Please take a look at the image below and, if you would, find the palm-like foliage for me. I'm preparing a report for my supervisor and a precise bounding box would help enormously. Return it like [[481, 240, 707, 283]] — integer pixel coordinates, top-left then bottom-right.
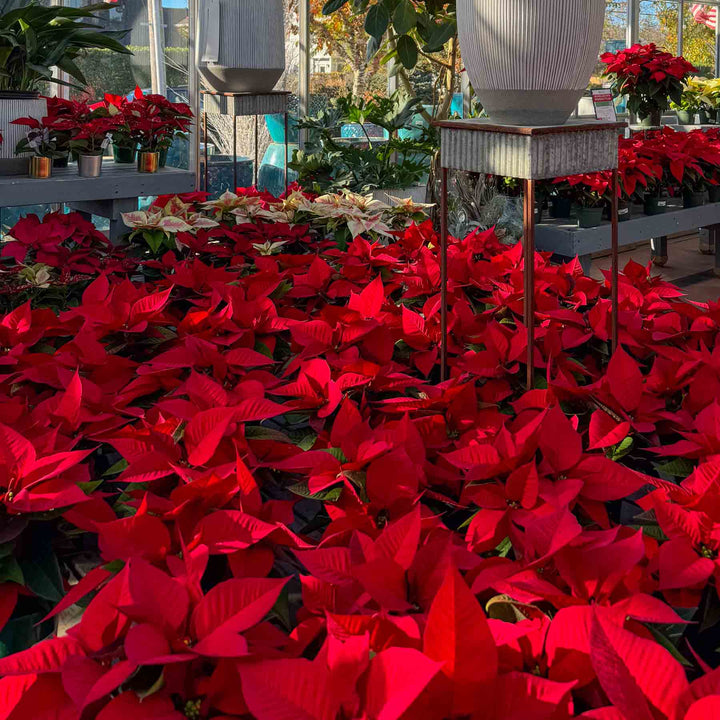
[[0, 1, 130, 93]]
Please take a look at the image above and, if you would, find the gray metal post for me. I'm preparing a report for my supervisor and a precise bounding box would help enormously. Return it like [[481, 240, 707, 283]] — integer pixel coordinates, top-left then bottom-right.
[[298, 0, 311, 150], [148, 0, 167, 96], [678, 0, 684, 57], [626, 0, 639, 47], [188, 0, 200, 189], [716, 8, 720, 78]]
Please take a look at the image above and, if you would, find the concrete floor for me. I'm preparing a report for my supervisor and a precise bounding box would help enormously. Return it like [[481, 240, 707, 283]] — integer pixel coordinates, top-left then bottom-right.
[[590, 234, 720, 304]]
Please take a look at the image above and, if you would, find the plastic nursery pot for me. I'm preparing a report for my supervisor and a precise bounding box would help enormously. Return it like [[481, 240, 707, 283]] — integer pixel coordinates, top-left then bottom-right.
[[52, 152, 69, 169], [699, 108, 710, 124], [158, 147, 168, 168], [29, 156, 51, 179], [643, 194, 667, 215], [576, 206, 604, 228], [549, 196, 572, 219], [617, 199, 632, 222], [77, 153, 103, 178], [137, 151, 159, 173], [683, 190, 706, 209], [112, 144, 137, 164], [676, 109, 695, 125], [709, 185, 720, 203]]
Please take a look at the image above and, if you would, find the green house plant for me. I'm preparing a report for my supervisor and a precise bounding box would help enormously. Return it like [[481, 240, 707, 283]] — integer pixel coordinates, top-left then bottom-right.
[[290, 92, 436, 200], [0, 1, 130, 174]]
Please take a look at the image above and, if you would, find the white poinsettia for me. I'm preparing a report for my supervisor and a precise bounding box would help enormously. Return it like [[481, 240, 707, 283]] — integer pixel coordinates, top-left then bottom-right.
[[122, 196, 218, 235], [202, 191, 264, 219]]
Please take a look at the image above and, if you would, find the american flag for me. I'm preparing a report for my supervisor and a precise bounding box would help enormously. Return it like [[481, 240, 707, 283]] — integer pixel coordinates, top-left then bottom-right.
[[691, 4, 718, 30]]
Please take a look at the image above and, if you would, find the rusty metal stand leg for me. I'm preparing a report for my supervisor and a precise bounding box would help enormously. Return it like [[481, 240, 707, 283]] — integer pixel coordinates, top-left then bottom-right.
[[611, 167, 619, 353], [523, 179, 535, 390], [440, 167, 449, 382], [254, 114, 259, 188], [232, 114, 238, 191], [203, 111, 208, 193], [284, 113, 289, 193]]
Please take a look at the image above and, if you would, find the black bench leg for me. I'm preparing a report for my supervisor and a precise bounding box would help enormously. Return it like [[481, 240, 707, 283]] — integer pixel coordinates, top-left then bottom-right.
[[699, 227, 715, 255], [709, 224, 720, 277], [650, 236, 668, 266]]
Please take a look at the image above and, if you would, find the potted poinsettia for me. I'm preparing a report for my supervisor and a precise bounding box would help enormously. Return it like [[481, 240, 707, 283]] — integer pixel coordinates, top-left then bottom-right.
[[558, 172, 609, 228], [99, 93, 137, 164], [68, 115, 119, 178], [125, 88, 193, 172], [601, 43, 697, 126]]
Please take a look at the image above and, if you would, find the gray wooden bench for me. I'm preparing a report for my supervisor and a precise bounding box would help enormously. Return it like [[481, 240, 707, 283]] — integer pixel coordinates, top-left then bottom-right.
[[535, 201, 720, 275], [0, 162, 195, 241]]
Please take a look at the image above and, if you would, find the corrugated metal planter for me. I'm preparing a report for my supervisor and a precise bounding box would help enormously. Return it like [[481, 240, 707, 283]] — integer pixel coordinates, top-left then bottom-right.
[[0, 91, 47, 175], [457, 0, 606, 126], [197, 0, 285, 93]]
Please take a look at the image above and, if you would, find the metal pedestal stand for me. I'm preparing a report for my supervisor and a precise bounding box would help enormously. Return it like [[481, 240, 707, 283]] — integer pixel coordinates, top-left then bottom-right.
[[200, 90, 291, 194], [434, 119, 626, 388]]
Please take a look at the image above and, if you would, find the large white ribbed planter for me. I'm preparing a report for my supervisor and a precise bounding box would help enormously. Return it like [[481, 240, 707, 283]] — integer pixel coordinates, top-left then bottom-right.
[[457, 0, 606, 126], [197, 0, 285, 93], [0, 92, 47, 176]]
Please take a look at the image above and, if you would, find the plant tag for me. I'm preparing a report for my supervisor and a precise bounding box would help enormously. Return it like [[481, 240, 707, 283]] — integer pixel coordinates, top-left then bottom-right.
[[101, 133, 112, 150]]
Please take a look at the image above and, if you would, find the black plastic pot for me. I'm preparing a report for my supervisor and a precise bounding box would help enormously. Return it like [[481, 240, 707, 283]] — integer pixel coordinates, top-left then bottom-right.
[[709, 185, 720, 203], [644, 194, 667, 215], [52, 152, 69, 168], [549, 196, 572, 219], [159, 147, 168, 168], [699, 108, 710, 124], [683, 190, 705, 208], [576, 206, 604, 228], [112, 144, 137, 164], [618, 199, 632, 222]]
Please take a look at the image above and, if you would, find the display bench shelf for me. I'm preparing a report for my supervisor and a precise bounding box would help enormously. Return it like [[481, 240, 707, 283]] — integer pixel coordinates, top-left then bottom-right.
[[535, 201, 720, 273], [0, 162, 195, 240]]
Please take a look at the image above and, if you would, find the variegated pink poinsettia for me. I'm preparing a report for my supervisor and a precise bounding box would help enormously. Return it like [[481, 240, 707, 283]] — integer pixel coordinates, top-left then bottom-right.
[[122, 196, 218, 235]]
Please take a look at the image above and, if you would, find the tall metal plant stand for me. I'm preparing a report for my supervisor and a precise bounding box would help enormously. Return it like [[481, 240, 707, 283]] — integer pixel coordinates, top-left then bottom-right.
[[433, 119, 626, 388], [200, 90, 291, 194]]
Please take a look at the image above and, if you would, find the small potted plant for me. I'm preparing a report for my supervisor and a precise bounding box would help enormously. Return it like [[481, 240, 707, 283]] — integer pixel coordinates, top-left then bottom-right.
[[672, 78, 702, 124], [44, 97, 92, 167], [69, 115, 118, 178], [548, 178, 573, 219], [560, 172, 608, 228], [601, 43, 696, 126], [99, 93, 137, 164], [11, 116, 63, 178]]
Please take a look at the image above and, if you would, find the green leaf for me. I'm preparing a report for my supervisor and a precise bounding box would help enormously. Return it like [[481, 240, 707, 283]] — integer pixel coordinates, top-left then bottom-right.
[[392, 0, 416, 35], [19, 553, 63, 603], [322, 0, 349, 13], [321, 447, 348, 463], [365, 3, 390, 40], [288, 480, 343, 502], [654, 457, 695, 478], [423, 20, 456, 53], [396, 34, 418, 69], [102, 458, 128, 477], [646, 626, 693, 667], [608, 436, 633, 461], [0, 556, 23, 586]]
